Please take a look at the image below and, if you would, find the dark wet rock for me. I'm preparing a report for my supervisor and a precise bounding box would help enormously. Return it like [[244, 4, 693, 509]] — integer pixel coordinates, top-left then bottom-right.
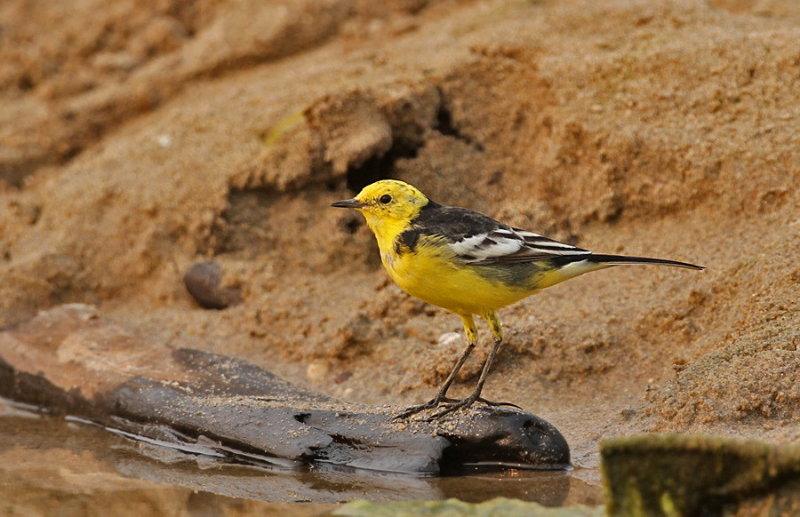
[[0, 304, 569, 475], [437, 408, 569, 472], [0, 408, 585, 505], [183, 261, 242, 309], [602, 434, 800, 516]]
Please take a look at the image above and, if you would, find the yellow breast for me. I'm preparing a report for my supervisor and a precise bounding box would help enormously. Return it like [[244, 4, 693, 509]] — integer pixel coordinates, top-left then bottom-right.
[[362, 211, 562, 316], [381, 235, 535, 315]]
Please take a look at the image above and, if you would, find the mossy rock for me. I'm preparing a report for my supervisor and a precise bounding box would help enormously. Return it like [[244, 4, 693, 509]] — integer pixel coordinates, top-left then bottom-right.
[[602, 434, 800, 516]]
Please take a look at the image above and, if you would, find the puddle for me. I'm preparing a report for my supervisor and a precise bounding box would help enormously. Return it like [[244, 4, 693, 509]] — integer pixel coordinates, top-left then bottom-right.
[[0, 401, 603, 513]]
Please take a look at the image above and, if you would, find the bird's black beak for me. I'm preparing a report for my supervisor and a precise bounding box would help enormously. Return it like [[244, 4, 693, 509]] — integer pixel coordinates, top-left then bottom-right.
[[331, 199, 366, 208]]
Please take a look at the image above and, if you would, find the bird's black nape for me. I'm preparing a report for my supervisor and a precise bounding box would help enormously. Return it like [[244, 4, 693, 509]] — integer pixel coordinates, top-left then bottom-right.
[[421, 198, 442, 211]]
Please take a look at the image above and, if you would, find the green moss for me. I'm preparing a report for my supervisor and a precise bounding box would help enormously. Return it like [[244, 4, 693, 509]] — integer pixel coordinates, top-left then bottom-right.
[[602, 434, 800, 516]]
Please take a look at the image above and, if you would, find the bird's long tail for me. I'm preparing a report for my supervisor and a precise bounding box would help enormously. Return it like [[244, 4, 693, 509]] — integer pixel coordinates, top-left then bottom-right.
[[581, 254, 704, 270], [543, 253, 704, 286]]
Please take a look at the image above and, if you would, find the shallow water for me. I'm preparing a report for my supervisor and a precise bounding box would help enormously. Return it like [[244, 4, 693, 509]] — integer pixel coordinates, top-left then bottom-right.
[[0, 401, 603, 515]]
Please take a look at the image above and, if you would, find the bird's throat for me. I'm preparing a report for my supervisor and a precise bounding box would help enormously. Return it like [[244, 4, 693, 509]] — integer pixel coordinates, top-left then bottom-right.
[[362, 213, 407, 254]]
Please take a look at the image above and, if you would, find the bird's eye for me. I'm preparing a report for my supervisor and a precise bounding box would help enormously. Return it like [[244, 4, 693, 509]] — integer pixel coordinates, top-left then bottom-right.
[[379, 194, 392, 204]]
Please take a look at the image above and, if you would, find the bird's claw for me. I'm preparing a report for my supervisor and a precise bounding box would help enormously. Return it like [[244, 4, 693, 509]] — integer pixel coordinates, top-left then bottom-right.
[[424, 396, 479, 421], [422, 396, 521, 421], [392, 395, 457, 421], [394, 394, 521, 422], [475, 397, 521, 409]]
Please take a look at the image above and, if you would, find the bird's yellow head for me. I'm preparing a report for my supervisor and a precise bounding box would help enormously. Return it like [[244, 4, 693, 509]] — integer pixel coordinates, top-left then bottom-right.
[[332, 179, 430, 239]]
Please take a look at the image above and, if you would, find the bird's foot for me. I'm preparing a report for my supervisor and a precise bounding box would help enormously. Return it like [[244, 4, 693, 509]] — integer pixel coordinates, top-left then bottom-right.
[[475, 397, 521, 409], [392, 395, 457, 421], [393, 393, 521, 421], [423, 396, 521, 421], [424, 394, 480, 421]]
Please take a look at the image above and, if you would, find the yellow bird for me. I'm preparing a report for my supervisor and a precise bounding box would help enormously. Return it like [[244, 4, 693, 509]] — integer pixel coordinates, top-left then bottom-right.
[[332, 179, 703, 420]]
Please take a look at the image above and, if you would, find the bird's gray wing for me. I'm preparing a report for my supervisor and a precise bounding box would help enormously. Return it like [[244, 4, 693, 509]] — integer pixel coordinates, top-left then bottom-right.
[[404, 204, 591, 264]]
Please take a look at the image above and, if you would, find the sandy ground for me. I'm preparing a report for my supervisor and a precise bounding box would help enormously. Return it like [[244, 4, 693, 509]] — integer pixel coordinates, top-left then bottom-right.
[[0, 0, 799, 505]]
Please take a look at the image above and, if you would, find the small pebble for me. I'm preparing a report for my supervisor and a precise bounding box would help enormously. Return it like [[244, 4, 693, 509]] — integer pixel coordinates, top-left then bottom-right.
[[307, 362, 330, 381], [183, 261, 242, 309], [334, 371, 353, 384], [437, 332, 461, 346], [157, 134, 173, 147]]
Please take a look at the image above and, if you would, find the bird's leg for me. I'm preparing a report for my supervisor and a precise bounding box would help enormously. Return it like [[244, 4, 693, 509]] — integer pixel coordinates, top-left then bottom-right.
[[393, 315, 477, 420], [427, 311, 518, 420], [426, 338, 502, 420], [474, 311, 521, 408]]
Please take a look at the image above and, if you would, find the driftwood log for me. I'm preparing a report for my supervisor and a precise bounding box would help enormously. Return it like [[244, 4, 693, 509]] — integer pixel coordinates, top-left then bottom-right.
[[0, 304, 569, 476]]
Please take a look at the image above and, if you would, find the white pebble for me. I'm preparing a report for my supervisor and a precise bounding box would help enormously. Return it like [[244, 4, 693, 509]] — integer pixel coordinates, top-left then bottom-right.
[[157, 134, 173, 147], [437, 332, 461, 346]]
